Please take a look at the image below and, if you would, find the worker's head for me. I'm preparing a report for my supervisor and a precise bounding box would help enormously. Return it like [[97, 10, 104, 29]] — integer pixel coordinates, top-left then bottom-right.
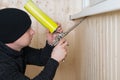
[[0, 8, 34, 46]]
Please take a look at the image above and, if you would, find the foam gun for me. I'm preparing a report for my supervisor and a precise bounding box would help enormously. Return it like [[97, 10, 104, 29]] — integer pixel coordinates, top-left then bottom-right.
[[51, 18, 86, 46], [24, 0, 86, 46]]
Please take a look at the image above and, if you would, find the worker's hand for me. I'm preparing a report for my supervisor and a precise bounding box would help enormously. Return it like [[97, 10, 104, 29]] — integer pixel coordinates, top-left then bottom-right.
[[46, 23, 63, 45], [51, 38, 68, 63]]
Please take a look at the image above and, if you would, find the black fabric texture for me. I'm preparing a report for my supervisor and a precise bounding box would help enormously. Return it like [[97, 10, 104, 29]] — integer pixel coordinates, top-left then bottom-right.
[[0, 42, 59, 80], [0, 8, 31, 43]]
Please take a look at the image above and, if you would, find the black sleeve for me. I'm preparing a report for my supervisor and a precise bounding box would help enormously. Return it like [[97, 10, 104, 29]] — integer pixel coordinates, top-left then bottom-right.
[[23, 42, 54, 66], [0, 58, 59, 80], [32, 58, 59, 80]]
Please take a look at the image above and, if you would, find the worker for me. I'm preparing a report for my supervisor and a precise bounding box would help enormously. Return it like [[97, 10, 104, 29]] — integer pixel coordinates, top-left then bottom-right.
[[0, 8, 68, 80]]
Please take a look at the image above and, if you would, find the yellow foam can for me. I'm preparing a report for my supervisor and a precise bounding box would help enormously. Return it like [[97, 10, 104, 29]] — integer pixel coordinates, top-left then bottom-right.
[[24, 0, 58, 33]]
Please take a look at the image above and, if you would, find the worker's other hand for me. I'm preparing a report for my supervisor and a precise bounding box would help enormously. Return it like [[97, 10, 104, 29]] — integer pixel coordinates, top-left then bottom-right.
[[46, 23, 63, 45], [51, 38, 68, 63]]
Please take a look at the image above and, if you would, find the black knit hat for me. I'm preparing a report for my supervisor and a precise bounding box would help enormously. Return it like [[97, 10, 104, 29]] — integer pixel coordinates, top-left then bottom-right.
[[0, 8, 31, 43]]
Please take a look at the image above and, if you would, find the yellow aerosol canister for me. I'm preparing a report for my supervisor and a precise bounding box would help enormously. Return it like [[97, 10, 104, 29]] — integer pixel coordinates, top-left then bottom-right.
[[24, 0, 58, 33]]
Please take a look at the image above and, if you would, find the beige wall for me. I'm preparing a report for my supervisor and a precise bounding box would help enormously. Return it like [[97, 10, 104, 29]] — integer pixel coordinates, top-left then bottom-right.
[[28, 10, 120, 80], [75, 11, 120, 80], [1, 0, 120, 80]]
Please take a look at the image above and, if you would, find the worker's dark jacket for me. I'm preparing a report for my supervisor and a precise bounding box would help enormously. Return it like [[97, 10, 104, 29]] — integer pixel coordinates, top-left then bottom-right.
[[0, 42, 59, 80]]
